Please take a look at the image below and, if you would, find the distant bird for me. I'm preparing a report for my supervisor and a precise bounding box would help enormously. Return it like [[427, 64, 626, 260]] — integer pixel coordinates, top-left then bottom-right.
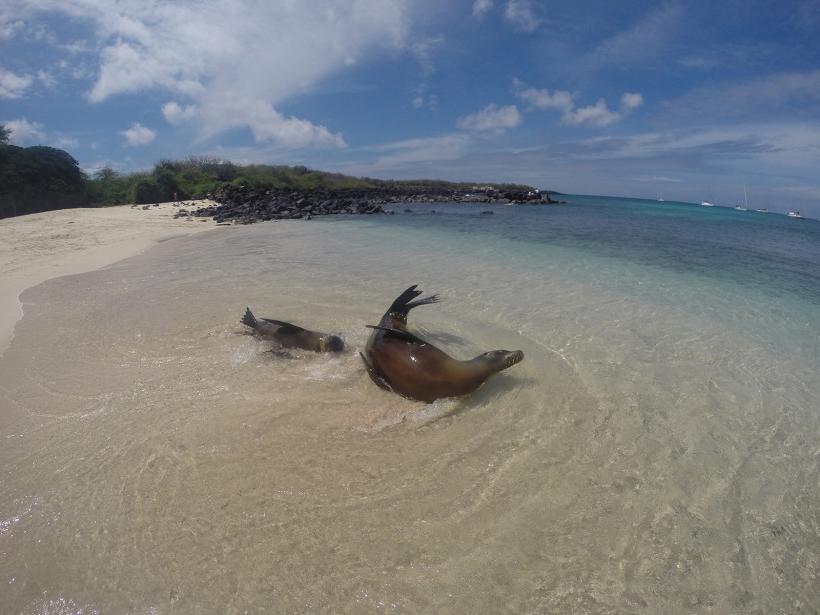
[[241, 308, 344, 353], [361, 285, 524, 403]]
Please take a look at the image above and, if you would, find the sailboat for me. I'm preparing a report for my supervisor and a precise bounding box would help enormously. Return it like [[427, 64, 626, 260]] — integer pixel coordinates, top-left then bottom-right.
[[656, 191, 665, 202], [734, 185, 749, 211]]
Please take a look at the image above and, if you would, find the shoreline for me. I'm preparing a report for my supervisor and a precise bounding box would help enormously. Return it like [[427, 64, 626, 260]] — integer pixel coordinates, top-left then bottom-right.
[[0, 201, 217, 356]]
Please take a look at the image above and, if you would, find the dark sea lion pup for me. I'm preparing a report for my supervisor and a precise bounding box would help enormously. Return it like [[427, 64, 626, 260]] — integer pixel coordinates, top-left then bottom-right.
[[361, 285, 524, 403], [241, 308, 345, 353]]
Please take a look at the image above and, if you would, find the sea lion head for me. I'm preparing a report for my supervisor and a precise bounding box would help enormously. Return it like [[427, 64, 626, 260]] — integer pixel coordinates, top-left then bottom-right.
[[479, 349, 524, 372], [320, 335, 346, 353]]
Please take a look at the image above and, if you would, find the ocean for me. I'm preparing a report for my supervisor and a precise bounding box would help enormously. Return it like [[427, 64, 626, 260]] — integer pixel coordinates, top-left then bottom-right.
[[1, 196, 818, 614]]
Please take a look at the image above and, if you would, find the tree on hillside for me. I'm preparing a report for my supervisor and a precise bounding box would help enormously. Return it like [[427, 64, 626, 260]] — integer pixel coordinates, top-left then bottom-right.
[[93, 167, 119, 182], [0, 145, 89, 218], [0, 124, 10, 145], [86, 166, 131, 205]]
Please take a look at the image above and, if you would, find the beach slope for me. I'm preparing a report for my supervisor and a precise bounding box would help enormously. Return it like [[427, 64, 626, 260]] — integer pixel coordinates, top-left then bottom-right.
[[0, 201, 215, 354]]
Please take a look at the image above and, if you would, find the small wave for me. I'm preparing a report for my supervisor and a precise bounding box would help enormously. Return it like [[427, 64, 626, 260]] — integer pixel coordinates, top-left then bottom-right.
[[0, 495, 41, 537], [229, 337, 261, 365], [19, 596, 100, 615]]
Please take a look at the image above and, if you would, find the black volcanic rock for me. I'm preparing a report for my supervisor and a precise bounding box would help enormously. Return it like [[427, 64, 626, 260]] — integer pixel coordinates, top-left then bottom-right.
[[188, 183, 560, 225]]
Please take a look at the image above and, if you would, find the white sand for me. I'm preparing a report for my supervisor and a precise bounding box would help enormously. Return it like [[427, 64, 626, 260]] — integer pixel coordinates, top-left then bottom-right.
[[0, 201, 218, 355]]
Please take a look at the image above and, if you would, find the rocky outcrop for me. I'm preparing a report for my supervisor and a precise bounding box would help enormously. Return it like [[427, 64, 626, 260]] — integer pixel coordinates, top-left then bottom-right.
[[186, 184, 560, 224], [185, 186, 386, 224]]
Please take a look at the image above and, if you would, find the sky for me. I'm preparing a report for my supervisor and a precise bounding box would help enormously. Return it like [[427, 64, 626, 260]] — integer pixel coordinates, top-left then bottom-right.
[[2, 0, 820, 216]]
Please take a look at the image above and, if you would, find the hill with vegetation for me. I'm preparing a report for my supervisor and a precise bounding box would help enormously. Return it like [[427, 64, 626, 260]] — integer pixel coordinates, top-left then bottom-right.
[[85, 157, 536, 206], [0, 126, 89, 218], [0, 123, 543, 219]]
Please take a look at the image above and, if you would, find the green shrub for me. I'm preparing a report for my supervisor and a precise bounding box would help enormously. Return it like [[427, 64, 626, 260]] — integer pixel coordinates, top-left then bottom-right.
[[131, 178, 165, 204]]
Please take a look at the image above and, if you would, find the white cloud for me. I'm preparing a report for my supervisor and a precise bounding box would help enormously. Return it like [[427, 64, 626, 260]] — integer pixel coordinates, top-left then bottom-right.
[[4, 118, 46, 144], [10, 0, 409, 149], [472, 0, 493, 18], [196, 96, 345, 148], [504, 0, 540, 32], [411, 84, 438, 110], [563, 99, 622, 127], [0, 18, 23, 41], [411, 94, 437, 110], [567, 123, 820, 164], [162, 101, 197, 125], [515, 83, 574, 113], [121, 122, 156, 146], [457, 104, 522, 133], [628, 175, 682, 183], [581, 4, 684, 70], [662, 69, 820, 121], [36, 69, 56, 88], [3, 117, 80, 149], [0, 67, 33, 98], [352, 133, 470, 172], [54, 135, 79, 149], [621, 92, 644, 110], [564, 93, 643, 127], [411, 35, 444, 76], [514, 81, 643, 127]]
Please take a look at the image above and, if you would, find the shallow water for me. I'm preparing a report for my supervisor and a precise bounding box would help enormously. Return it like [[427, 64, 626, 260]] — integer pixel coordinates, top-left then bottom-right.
[[1, 198, 818, 614]]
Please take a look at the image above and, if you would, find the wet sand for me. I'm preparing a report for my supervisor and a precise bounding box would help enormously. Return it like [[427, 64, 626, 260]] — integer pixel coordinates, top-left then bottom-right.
[[0, 201, 216, 355]]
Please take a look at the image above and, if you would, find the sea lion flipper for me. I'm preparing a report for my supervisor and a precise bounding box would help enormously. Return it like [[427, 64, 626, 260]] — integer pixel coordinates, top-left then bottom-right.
[[386, 285, 440, 322], [360, 352, 393, 392], [387, 285, 422, 313], [365, 324, 427, 345], [241, 307, 258, 329], [406, 294, 440, 310]]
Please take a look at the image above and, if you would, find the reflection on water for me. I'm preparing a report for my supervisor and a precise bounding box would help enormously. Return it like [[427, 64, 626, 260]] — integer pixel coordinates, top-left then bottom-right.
[[1, 213, 818, 614]]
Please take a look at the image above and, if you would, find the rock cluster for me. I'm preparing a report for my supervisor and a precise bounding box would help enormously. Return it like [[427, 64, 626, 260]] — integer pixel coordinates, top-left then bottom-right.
[[186, 186, 387, 224], [185, 184, 560, 224]]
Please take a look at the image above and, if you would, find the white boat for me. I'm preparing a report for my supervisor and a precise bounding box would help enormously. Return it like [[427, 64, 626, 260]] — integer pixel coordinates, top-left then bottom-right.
[[755, 208, 768, 213], [735, 185, 749, 210], [701, 200, 714, 207], [787, 210, 804, 218]]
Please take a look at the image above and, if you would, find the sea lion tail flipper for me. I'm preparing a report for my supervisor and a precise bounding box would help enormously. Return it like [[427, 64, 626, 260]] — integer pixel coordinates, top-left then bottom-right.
[[241, 307, 258, 329], [406, 294, 440, 311], [387, 285, 440, 319]]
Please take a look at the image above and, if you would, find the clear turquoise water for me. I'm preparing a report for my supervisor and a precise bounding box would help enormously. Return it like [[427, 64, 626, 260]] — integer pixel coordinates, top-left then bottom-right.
[[2, 196, 818, 614], [381, 196, 820, 307]]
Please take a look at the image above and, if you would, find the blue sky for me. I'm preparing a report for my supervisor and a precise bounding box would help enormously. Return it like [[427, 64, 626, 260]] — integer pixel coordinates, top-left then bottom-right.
[[2, 0, 820, 215]]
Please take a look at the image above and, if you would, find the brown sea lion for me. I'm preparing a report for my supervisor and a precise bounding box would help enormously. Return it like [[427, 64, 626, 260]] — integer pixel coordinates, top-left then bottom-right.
[[241, 308, 344, 352], [361, 285, 524, 403]]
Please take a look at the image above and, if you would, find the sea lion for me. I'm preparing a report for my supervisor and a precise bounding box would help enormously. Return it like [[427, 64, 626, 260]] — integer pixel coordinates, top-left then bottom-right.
[[361, 285, 524, 403], [241, 308, 344, 353]]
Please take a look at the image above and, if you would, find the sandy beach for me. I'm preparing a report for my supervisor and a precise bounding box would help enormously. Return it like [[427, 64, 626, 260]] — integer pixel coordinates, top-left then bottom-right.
[[0, 201, 216, 355]]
